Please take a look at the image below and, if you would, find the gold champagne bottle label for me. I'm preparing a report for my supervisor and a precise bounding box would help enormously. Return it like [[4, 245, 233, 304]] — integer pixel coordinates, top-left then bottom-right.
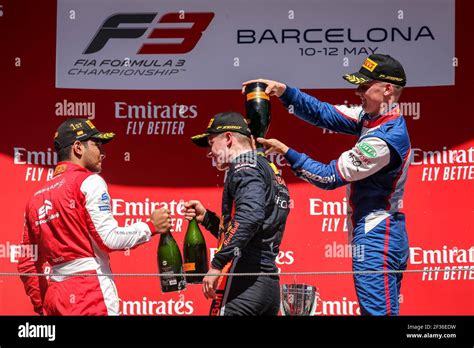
[[183, 263, 196, 272], [246, 91, 270, 101]]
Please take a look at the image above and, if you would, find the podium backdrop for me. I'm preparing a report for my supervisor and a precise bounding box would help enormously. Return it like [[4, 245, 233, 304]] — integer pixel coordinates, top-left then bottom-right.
[[1, 0, 472, 315]]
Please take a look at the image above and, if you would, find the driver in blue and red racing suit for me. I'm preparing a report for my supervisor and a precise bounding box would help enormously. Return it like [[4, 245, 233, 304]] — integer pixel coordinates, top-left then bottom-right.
[[244, 54, 410, 316]]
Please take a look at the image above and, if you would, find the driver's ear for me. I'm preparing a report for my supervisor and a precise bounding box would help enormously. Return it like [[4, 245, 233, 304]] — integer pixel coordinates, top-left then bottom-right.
[[72, 141, 84, 157], [225, 132, 233, 147]]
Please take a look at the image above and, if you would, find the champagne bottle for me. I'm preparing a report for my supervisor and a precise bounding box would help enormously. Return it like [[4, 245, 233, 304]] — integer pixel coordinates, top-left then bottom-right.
[[157, 231, 186, 293], [244, 81, 271, 143], [183, 218, 209, 284]]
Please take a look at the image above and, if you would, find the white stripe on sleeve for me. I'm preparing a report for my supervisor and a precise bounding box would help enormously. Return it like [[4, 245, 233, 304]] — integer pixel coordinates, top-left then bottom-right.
[[337, 137, 391, 182], [81, 174, 152, 250]]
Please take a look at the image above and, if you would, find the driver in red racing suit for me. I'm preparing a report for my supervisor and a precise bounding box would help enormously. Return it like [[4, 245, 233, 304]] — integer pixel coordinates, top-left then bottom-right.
[[18, 118, 171, 315]]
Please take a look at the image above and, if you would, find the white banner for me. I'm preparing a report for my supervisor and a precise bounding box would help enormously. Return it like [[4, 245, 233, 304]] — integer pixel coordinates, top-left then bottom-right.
[[56, 0, 455, 90]]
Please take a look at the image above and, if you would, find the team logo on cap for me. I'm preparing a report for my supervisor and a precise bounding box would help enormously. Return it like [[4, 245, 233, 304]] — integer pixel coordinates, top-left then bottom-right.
[[86, 120, 96, 129], [207, 118, 215, 129], [378, 74, 404, 82], [96, 132, 115, 139], [69, 122, 83, 130], [362, 58, 378, 72], [217, 125, 242, 130], [344, 74, 369, 84]]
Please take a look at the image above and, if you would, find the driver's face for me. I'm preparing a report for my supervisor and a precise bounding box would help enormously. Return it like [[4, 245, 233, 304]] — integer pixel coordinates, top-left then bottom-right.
[[355, 81, 387, 116], [82, 139, 105, 173], [207, 133, 230, 171]]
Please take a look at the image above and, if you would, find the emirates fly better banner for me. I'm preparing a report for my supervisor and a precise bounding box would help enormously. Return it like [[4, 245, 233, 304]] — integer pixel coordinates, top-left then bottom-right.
[[56, 0, 455, 90]]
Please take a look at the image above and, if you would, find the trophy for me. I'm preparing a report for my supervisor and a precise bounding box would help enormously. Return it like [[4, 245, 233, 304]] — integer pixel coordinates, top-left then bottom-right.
[[280, 283, 318, 316], [244, 82, 271, 148]]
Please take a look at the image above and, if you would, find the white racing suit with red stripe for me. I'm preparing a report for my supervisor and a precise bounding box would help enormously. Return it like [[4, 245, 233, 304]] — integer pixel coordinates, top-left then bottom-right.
[[202, 151, 290, 316], [18, 162, 156, 315], [280, 86, 410, 315]]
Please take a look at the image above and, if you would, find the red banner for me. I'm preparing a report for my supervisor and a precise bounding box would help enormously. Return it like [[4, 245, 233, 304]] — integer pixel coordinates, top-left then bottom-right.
[[0, 0, 472, 315]]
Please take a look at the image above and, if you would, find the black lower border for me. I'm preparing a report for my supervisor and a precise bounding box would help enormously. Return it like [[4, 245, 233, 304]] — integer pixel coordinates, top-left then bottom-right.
[[0, 315, 472, 346]]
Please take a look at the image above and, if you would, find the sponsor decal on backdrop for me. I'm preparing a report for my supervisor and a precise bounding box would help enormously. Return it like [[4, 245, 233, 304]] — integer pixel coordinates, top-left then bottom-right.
[[120, 295, 194, 315], [315, 294, 361, 316], [13, 147, 57, 182], [410, 245, 474, 281], [411, 146, 474, 182], [266, 153, 290, 169], [56, 2, 215, 89], [313, 292, 403, 315], [309, 197, 348, 232], [113, 198, 185, 232], [56, 0, 454, 89], [114, 101, 198, 136]]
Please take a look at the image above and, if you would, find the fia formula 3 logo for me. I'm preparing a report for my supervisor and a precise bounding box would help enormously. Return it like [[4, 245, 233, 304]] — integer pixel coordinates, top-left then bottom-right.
[[84, 12, 214, 54]]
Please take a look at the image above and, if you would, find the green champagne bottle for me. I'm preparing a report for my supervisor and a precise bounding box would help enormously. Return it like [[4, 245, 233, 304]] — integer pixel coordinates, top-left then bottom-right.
[[183, 218, 209, 284], [157, 231, 186, 293]]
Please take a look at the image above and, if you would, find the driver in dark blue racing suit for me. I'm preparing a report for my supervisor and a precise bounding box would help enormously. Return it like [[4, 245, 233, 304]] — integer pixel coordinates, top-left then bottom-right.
[[185, 111, 290, 316]]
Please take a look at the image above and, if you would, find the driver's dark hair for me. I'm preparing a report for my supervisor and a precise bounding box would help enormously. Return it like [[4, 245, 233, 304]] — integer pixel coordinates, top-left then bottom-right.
[[56, 141, 89, 162]]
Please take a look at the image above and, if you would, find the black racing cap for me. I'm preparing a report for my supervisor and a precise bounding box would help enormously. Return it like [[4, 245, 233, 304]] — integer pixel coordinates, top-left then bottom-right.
[[343, 54, 406, 87], [54, 118, 115, 151], [191, 111, 251, 147]]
